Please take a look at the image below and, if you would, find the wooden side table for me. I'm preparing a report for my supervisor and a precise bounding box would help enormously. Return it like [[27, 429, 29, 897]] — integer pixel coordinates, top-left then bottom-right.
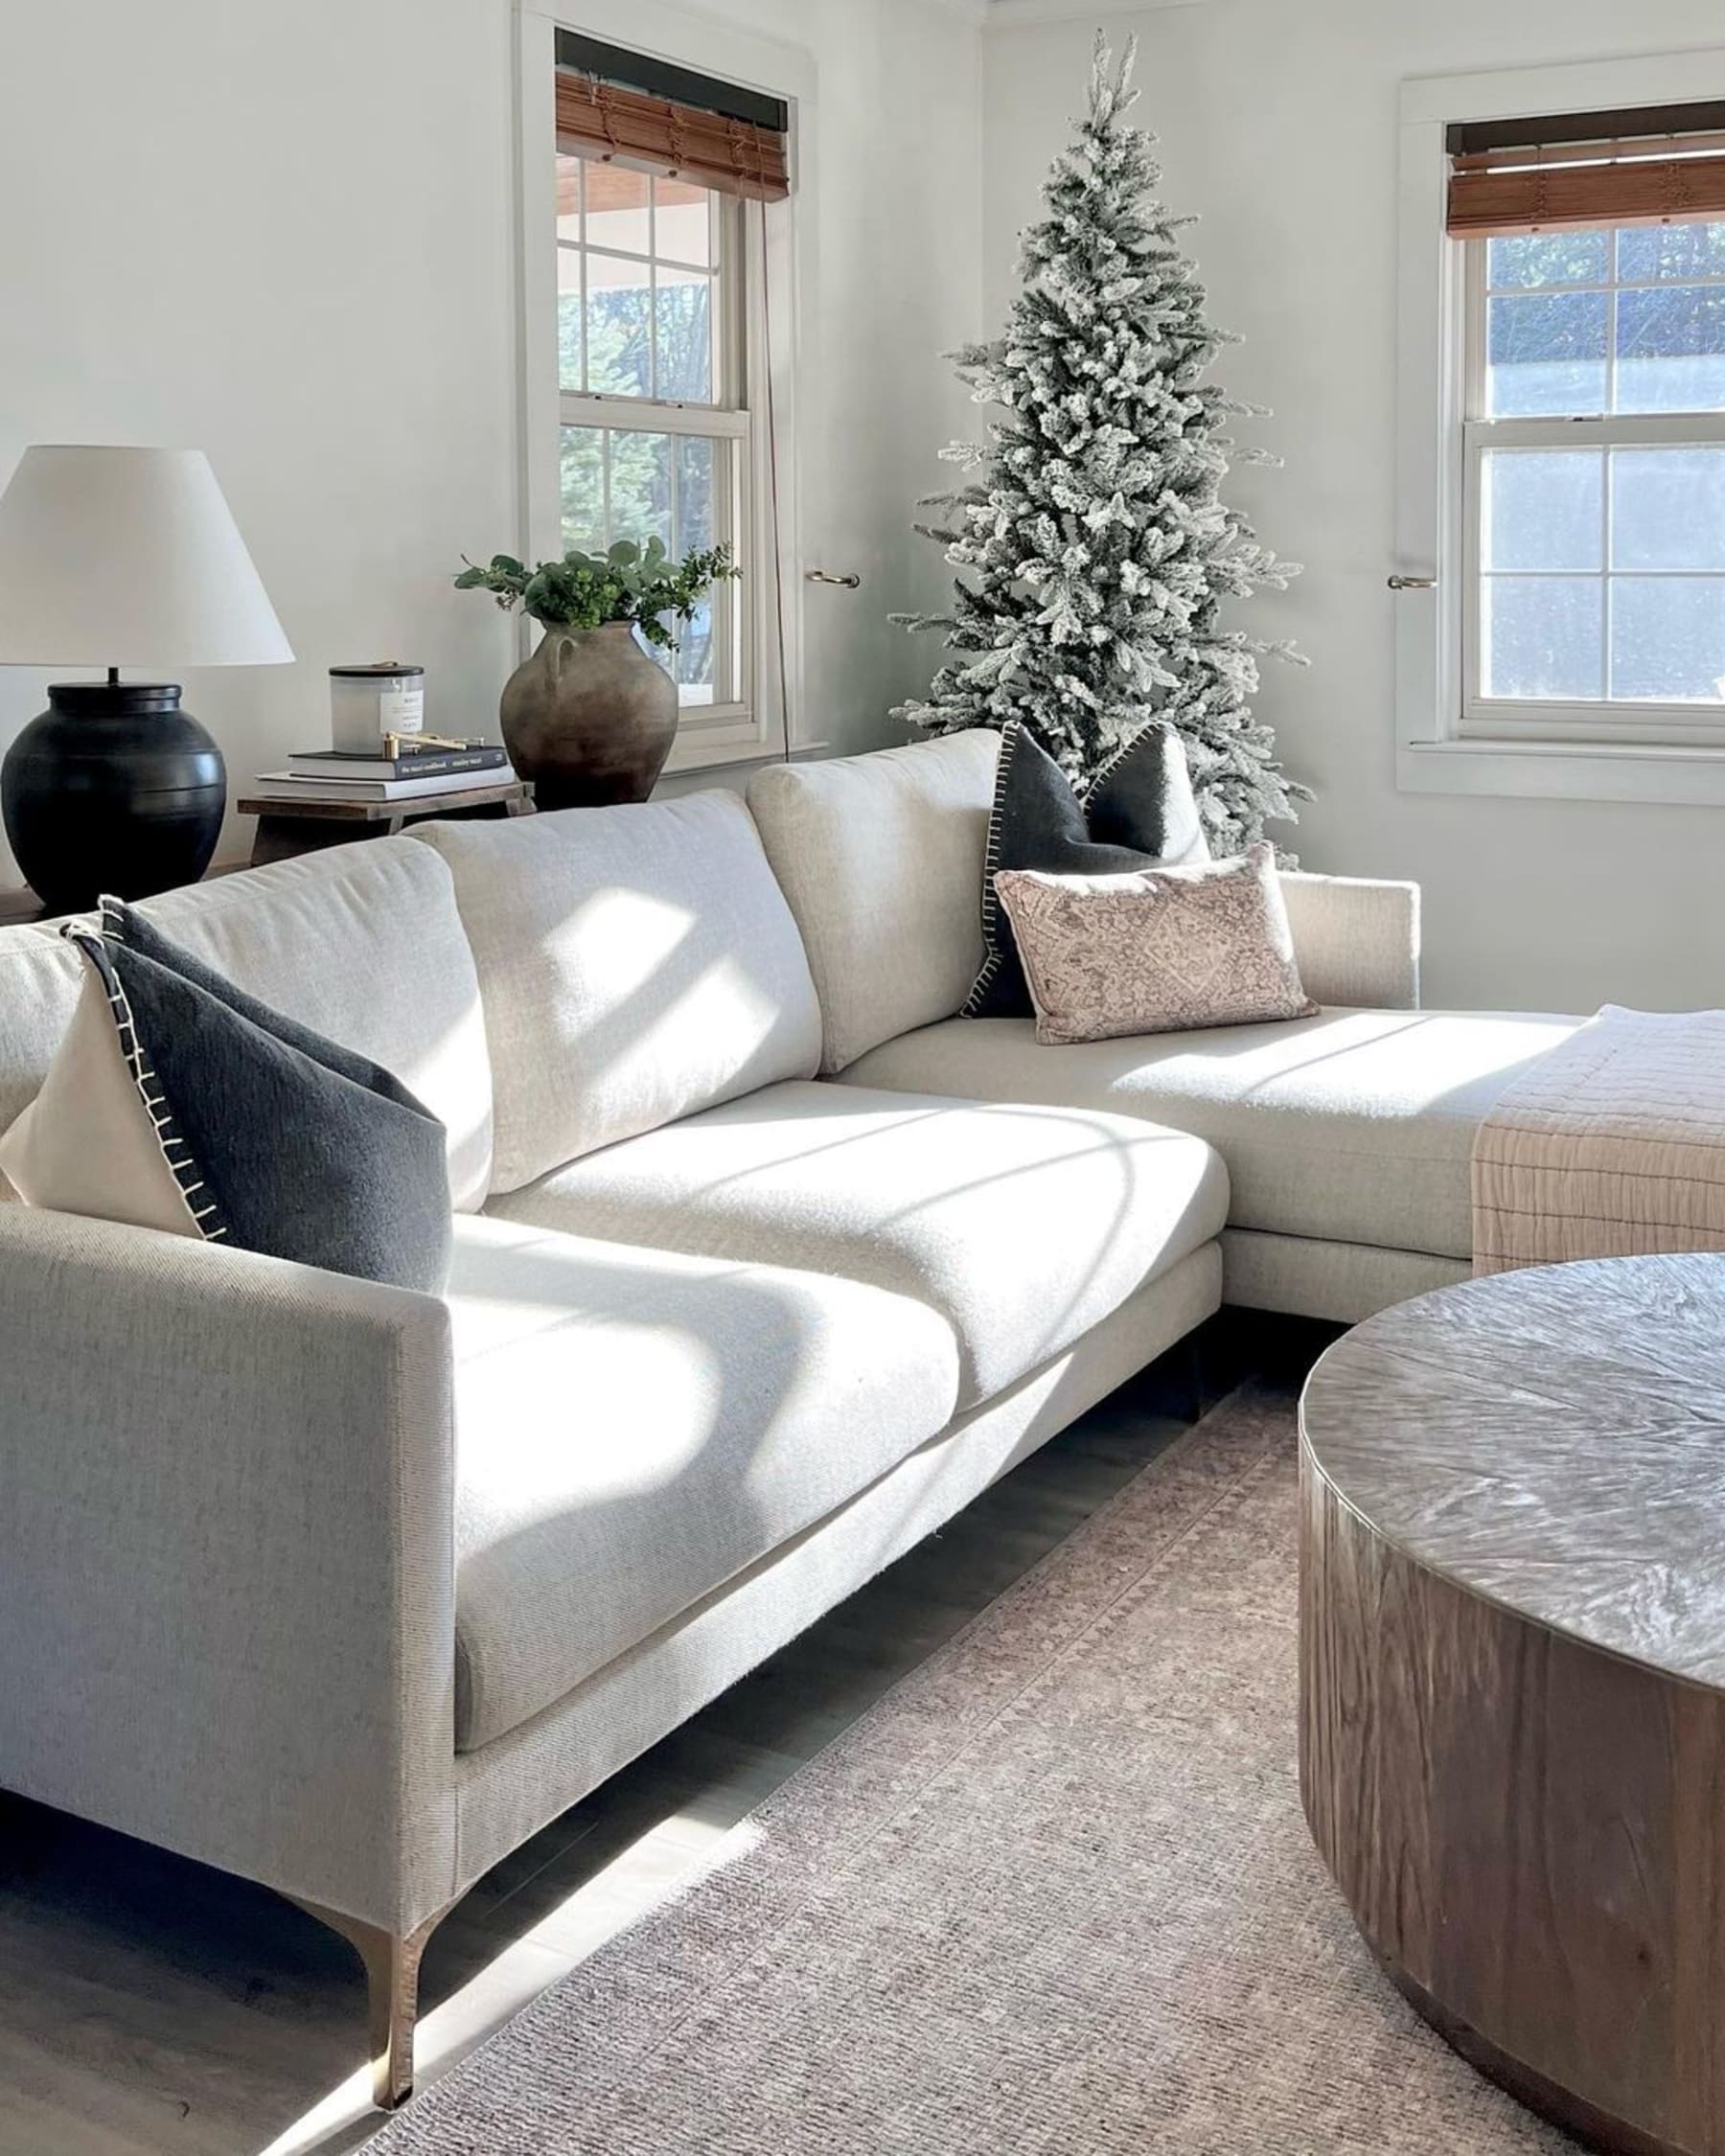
[[235, 778, 533, 866]]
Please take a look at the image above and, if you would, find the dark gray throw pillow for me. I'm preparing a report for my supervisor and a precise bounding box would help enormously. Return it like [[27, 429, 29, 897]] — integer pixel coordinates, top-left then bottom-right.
[[64, 897, 452, 1293], [965, 721, 1209, 1019]]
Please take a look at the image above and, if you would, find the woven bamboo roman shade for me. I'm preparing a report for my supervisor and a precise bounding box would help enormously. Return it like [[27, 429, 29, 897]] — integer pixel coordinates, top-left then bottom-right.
[[1448, 102, 1725, 239], [554, 33, 789, 204]]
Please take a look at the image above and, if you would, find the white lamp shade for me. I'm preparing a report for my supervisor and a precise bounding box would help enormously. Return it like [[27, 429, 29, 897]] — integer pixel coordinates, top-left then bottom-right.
[[0, 445, 292, 669]]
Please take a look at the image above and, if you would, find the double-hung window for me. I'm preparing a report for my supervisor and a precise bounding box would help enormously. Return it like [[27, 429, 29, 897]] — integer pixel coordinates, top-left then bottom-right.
[[556, 158, 746, 715], [1396, 71, 1725, 799], [1462, 212, 1725, 741], [544, 34, 791, 764]]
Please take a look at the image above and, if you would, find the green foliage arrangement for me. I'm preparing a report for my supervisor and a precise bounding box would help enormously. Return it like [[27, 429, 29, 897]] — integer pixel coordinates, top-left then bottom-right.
[[454, 538, 737, 649]]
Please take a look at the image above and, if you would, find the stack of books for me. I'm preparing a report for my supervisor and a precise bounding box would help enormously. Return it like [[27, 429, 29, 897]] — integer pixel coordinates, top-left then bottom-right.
[[251, 741, 513, 802]]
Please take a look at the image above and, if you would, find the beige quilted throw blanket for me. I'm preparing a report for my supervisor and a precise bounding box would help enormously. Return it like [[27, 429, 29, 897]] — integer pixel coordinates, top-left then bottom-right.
[[1473, 1004, 1725, 1276]]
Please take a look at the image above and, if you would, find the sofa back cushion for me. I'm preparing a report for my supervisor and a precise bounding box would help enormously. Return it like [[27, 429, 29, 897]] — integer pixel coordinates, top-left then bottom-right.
[[0, 929, 83, 1194], [412, 791, 822, 1193], [747, 729, 1000, 1073], [0, 837, 494, 1211]]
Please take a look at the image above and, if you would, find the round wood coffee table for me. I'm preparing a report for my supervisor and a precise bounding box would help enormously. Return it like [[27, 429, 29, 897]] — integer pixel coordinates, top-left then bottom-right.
[[1300, 1255, 1725, 2156]]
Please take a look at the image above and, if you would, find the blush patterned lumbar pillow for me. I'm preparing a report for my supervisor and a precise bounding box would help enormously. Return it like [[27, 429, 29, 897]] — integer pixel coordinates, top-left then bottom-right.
[[992, 844, 1320, 1046], [0, 896, 452, 1293]]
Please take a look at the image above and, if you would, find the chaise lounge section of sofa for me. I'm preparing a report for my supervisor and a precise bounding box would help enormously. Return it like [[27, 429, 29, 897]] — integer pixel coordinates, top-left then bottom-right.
[[748, 731, 1579, 1322]]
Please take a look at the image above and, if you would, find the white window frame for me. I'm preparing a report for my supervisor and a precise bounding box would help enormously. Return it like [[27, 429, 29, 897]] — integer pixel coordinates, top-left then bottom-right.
[[514, 0, 807, 775], [1396, 46, 1725, 806], [1460, 241, 1725, 746]]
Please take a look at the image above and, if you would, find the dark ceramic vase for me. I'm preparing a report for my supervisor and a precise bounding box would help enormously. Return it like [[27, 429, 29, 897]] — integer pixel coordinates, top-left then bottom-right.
[[2, 682, 226, 914], [499, 620, 678, 812]]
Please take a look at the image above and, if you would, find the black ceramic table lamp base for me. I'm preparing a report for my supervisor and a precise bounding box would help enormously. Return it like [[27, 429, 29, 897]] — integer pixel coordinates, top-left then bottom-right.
[[2, 680, 226, 916]]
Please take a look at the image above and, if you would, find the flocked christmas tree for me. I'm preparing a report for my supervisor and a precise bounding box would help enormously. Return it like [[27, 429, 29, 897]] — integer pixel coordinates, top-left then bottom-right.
[[894, 34, 1308, 853]]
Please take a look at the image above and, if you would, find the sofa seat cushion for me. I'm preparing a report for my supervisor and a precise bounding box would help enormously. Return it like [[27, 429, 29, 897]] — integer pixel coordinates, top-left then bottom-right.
[[485, 1080, 1228, 1410], [448, 1215, 959, 1752], [837, 1010, 1582, 1263]]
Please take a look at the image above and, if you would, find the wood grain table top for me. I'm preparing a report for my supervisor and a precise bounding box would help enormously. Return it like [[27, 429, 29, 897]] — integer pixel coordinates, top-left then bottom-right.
[[1300, 1252, 1725, 1689], [235, 778, 529, 822]]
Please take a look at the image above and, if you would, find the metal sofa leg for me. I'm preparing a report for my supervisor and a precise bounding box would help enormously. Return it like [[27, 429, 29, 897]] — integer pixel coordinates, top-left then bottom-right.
[[290, 1895, 449, 2108]]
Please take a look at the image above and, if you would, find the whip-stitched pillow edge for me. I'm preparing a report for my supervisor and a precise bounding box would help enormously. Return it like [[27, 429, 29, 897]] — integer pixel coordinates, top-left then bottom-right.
[[958, 720, 1025, 1018], [62, 896, 232, 1245]]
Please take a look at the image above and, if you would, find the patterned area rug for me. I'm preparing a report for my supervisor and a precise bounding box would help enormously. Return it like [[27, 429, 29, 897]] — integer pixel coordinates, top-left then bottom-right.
[[365, 1387, 1569, 2155]]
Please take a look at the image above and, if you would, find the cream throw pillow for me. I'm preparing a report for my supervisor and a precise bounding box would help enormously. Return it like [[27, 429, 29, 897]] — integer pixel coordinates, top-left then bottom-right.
[[0, 898, 453, 1291], [993, 844, 1319, 1045], [0, 960, 198, 1236]]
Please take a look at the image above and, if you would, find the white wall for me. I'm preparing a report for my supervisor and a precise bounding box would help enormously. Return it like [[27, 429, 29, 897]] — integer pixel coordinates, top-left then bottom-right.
[[0, 0, 982, 875], [986, 0, 1725, 1014], [21, 0, 1705, 1014]]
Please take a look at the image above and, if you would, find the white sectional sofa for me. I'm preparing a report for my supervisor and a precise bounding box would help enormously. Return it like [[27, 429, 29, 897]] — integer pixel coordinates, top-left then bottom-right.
[[0, 728, 1579, 2105]]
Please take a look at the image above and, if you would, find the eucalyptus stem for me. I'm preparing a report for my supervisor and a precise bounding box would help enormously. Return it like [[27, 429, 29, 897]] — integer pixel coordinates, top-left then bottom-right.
[[454, 538, 738, 651]]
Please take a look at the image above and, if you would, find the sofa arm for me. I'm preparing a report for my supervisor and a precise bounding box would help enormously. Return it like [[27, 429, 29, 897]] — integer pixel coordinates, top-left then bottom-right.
[[1278, 871, 1421, 1011], [0, 1205, 456, 1933]]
